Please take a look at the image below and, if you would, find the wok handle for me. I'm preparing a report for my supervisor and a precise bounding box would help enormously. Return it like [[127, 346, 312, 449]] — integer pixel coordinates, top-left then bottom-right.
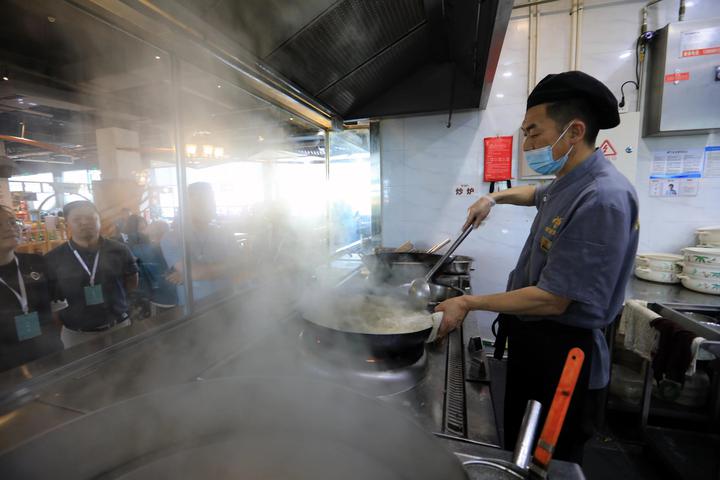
[[530, 347, 585, 477], [424, 225, 473, 281]]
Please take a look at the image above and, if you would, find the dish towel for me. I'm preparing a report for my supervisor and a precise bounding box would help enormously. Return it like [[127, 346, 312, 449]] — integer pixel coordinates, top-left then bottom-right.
[[687, 336, 714, 376], [620, 300, 661, 361]]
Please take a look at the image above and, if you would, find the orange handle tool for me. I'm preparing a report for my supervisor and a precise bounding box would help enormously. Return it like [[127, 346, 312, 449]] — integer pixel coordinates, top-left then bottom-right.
[[530, 347, 585, 477]]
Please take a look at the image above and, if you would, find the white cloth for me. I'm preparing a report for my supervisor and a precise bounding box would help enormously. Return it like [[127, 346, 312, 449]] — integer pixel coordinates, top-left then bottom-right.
[[686, 336, 716, 376], [620, 300, 661, 361]]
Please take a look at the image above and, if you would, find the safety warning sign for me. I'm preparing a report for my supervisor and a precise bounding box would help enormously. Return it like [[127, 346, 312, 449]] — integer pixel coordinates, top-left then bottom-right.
[[680, 26, 720, 58], [664, 72, 690, 83], [599, 139, 617, 157]]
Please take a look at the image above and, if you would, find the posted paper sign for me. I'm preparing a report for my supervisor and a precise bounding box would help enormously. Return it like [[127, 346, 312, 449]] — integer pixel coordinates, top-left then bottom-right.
[[650, 149, 704, 179], [649, 149, 704, 197], [483, 136, 513, 182], [704, 146, 720, 178]]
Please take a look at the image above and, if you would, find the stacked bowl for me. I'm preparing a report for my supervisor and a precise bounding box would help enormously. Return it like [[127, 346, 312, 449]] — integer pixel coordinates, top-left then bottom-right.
[[696, 225, 720, 247], [678, 246, 720, 295], [634, 253, 683, 284]]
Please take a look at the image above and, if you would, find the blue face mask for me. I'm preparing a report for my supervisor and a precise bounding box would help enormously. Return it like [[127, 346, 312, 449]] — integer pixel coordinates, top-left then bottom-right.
[[524, 123, 574, 175]]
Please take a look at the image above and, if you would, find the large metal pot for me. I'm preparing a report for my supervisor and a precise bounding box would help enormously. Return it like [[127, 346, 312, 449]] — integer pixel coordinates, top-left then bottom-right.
[[364, 252, 473, 285], [0, 378, 468, 480]]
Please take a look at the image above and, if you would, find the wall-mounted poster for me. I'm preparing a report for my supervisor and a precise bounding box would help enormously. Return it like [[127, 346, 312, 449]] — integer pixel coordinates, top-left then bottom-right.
[[483, 136, 513, 182]]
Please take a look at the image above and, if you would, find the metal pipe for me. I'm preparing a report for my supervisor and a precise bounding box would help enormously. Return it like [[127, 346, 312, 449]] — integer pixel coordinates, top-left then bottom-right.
[[169, 54, 195, 313], [574, 1, 584, 70], [527, 5, 539, 95], [570, 0, 578, 70], [513, 0, 560, 9], [325, 130, 331, 253], [512, 400, 542, 469]]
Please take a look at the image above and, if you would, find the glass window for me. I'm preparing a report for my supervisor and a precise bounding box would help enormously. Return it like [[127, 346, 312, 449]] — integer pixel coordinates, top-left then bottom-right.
[[328, 129, 373, 251], [0, 0, 180, 376], [175, 61, 328, 308]]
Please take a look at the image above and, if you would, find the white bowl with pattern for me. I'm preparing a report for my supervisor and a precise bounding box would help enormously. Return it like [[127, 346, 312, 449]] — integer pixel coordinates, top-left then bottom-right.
[[635, 253, 683, 272], [677, 275, 720, 295], [635, 267, 680, 284], [679, 262, 720, 281], [682, 247, 720, 267], [697, 226, 720, 246]]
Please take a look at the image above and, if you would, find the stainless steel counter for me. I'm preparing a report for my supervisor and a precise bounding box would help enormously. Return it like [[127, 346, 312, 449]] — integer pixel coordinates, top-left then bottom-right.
[[626, 276, 720, 306]]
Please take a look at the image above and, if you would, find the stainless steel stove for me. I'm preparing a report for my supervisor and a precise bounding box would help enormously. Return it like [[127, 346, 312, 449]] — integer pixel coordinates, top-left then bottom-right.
[[198, 309, 476, 438]]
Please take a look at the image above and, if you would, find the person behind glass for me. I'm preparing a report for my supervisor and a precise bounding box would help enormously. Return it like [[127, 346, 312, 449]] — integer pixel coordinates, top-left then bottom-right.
[[0, 206, 63, 371], [125, 217, 177, 309], [161, 182, 241, 304], [45, 201, 139, 348], [116, 214, 148, 246]]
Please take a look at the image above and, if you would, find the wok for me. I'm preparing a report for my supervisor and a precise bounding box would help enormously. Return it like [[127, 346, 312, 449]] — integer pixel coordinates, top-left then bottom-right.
[[0, 377, 468, 479], [364, 252, 473, 285], [300, 293, 444, 358]]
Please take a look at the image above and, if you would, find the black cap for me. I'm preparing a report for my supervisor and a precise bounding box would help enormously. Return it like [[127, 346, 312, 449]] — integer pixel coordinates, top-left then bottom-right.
[[527, 71, 620, 129]]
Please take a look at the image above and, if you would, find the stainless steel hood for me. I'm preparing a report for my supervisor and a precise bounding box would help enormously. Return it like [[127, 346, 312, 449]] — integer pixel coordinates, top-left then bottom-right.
[[143, 0, 513, 120]]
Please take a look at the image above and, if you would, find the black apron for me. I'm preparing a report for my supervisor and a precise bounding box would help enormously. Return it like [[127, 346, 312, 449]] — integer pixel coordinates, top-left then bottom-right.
[[493, 314, 598, 464]]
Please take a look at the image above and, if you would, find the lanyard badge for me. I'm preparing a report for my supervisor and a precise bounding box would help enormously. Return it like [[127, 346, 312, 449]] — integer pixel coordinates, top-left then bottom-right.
[[71, 245, 105, 306], [0, 256, 42, 341]]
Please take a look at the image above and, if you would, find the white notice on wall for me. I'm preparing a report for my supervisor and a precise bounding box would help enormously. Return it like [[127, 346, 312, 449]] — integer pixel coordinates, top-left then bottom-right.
[[651, 149, 704, 178], [649, 149, 704, 197], [649, 178, 699, 197], [679, 26, 720, 58], [704, 146, 720, 178]]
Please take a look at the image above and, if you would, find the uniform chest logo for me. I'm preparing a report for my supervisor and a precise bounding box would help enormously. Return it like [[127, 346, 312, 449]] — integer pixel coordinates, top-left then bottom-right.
[[540, 236, 553, 252], [29, 271, 42, 281], [544, 216, 563, 237]]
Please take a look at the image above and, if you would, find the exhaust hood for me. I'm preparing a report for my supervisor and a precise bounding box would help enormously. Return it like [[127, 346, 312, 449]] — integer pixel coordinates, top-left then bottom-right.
[[148, 0, 513, 120]]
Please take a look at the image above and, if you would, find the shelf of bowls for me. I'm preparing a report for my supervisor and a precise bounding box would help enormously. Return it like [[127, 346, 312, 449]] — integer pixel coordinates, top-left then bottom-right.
[[635, 226, 720, 295]]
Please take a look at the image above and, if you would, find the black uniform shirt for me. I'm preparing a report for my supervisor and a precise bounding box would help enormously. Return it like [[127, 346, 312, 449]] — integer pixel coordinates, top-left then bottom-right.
[[45, 238, 138, 330], [0, 253, 63, 372]]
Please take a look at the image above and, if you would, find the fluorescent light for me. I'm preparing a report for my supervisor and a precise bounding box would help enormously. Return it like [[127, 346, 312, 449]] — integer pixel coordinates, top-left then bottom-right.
[[154, 55, 161, 60], [28, 102, 37, 106], [619, 51, 632, 59], [217, 84, 222, 89], [502, 71, 512, 77], [1, 76, 8, 81], [496, 93, 505, 98], [685, 1, 694, 6]]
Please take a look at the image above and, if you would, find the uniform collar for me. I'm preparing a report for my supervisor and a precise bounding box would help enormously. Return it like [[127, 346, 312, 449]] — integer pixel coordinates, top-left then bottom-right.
[[546, 148, 603, 196]]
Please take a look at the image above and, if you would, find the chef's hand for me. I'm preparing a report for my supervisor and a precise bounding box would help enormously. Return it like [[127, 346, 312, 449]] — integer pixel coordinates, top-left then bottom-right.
[[463, 195, 495, 230], [434, 296, 470, 338], [165, 269, 184, 285]]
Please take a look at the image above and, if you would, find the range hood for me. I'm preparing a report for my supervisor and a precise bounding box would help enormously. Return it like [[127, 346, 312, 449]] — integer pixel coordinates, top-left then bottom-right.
[[146, 0, 513, 121]]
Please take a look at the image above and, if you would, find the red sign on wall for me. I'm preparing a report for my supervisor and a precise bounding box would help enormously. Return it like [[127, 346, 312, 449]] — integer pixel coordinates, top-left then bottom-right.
[[483, 136, 513, 182], [664, 71, 690, 83]]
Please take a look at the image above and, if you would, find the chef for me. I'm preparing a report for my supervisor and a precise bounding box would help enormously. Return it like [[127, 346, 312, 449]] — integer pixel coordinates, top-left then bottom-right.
[[436, 71, 639, 463], [0, 206, 62, 371]]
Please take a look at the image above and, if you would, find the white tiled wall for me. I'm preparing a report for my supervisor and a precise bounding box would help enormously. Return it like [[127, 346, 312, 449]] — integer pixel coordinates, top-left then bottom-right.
[[380, 0, 720, 304]]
